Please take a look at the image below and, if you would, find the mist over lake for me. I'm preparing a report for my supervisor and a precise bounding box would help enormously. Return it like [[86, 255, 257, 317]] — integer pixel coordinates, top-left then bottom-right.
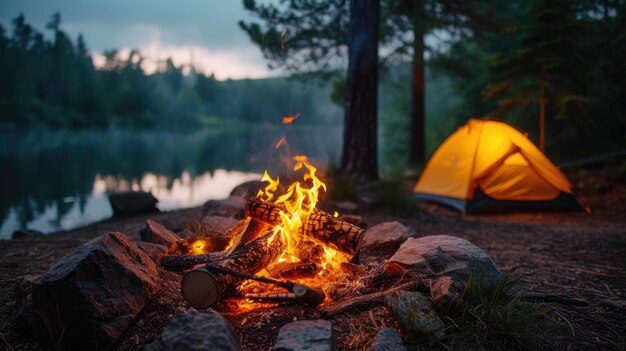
[[0, 126, 342, 239]]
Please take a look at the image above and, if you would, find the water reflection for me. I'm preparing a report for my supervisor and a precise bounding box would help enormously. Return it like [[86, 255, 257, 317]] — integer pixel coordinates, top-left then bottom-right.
[[0, 127, 342, 239]]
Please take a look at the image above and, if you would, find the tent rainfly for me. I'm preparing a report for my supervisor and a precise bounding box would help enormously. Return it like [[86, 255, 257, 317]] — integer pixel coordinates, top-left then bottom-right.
[[413, 119, 585, 213]]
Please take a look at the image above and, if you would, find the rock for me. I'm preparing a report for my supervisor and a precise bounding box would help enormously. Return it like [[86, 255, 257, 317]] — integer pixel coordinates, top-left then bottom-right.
[[366, 328, 406, 351], [108, 191, 158, 216], [32, 232, 158, 350], [385, 235, 501, 306], [203, 196, 247, 219], [147, 309, 240, 351], [384, 290, 444, 337], [140, 219, 181, 246], [138, 242, 168, 263], [230, 180, 264, 198], [11, 229, 45, 239], [323, 201, 359, 213], [199, 216, 241, 236], [274, 320, 337, 351], [359, 222, 414, 264], [340, 215, 367, 229]]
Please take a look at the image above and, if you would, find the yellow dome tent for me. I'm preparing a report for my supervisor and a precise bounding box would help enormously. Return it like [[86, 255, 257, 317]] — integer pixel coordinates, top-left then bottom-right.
[[413, 119, 584, 213]]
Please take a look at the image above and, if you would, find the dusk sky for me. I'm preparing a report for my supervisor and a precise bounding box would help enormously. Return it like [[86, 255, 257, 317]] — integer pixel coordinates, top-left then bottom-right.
[[0, 0, 283, 80]]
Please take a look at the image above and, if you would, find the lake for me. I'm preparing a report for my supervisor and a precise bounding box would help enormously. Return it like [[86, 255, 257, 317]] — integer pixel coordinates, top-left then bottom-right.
[[0, 126, 342, 239]]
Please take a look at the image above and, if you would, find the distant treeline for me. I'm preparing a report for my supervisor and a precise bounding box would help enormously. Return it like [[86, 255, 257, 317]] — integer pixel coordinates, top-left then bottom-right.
[[0, 14, 342, 129]]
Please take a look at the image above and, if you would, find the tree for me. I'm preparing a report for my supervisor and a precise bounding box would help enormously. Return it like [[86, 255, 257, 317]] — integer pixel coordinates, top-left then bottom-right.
[[239, 0, 349, 78], [483, 0, 588, 152], [240, 0, 482, 169], [342, 0, 380, 180], [381, 0, 486, 165]]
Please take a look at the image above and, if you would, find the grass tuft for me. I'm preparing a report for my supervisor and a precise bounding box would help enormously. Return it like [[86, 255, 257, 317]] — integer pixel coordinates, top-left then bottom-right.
[[456, 275, 544, 349]]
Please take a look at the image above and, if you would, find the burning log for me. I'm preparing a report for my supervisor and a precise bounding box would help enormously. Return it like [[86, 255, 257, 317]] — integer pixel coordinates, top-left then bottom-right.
[[246, 197, 364, 255], [273, 262, 319, 279], [160, 218, 268, 271], [181, 233, 285, 309], [244, 293, 299, 304]]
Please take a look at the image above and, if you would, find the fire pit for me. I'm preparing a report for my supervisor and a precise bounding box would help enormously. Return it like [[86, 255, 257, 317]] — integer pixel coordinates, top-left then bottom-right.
[[161, 155, 365, 312], [28, 154, 503, 350]]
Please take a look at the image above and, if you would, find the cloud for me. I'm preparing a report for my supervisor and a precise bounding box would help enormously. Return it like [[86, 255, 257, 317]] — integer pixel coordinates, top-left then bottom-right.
[[1, 0, 283, 79], [92, 34, 280, 80]]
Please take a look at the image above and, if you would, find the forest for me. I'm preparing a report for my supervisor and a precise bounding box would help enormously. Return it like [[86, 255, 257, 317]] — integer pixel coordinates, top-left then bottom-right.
[[1, 0, 625, 165]]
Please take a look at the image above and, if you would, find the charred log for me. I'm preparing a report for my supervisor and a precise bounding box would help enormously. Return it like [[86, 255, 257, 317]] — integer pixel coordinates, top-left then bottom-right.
[[246, 197, 364, 255], [161, 218, 268, 271], [181, 233, 285, 309], [273, 262, 319, 279]]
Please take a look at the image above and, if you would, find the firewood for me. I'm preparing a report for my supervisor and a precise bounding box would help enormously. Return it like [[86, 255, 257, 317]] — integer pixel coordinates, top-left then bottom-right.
[[246, 197, 364, 255], [160, 218, 268, 271], [320, 280, 421, 317], [202, 264, 326, 306], [244, 293, 299, 304], [273, 262, 318, 279], [160, 251, 227, 271], [181, 233, 285, 309]]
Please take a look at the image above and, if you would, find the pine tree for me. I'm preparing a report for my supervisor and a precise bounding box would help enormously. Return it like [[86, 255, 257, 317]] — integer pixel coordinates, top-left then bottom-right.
[[483, 0, 588, 152]]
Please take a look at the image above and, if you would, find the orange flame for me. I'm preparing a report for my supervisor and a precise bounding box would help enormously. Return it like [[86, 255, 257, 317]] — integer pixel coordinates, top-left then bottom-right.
[[238, 155, 349, 306]]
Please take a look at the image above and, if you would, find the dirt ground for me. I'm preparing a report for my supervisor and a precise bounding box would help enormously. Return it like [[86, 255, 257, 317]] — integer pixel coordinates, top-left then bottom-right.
[[0, 179, 624, 350]]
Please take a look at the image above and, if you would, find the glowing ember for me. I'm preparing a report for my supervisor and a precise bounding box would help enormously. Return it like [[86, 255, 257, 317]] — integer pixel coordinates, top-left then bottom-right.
[[280, 29, 287, 49], [282, 113, 300, 125], [274, 136, 287, 149], [189, 238, 210, 255]]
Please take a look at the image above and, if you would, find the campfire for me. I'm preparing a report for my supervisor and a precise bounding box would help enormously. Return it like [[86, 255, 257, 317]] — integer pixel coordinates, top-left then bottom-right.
[[161, 155, 364, 311]]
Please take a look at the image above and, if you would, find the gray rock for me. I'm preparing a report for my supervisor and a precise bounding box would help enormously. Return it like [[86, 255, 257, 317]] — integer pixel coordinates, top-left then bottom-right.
[[140, 219, 181, 247], [11, 229, 45, 239], [203, 196, 247, 219], [147, 309, 240, 351], [108, 191, 158, 216], [199, 216, 241, 236], [230, 180, 264, 198], [340, 214, 367, 229], [32, 232, 158, 350], [359, 222, 414, 264], [325, 201, 359, 213], [384, 290, 444, 337], [274, 320, 337, 351], [367, 328, 406, 351], [385, 235, 501, 305]]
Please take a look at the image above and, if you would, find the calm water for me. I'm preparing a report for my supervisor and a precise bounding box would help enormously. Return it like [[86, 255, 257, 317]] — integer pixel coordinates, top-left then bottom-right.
[[0, 127, 342, 239]]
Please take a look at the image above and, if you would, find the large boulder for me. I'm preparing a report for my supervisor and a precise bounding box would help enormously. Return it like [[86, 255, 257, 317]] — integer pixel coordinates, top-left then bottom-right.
[[108, 191, 158, 216], [32, 232, 158, 350], [358, 221, 414, 264], [140, 219, 181, 247], [147, 309, 240, 351], [203, 196, 247, 219], [274, 320, 337, 351], [385, 235, 501, 305], [366, 328, 406, 351]]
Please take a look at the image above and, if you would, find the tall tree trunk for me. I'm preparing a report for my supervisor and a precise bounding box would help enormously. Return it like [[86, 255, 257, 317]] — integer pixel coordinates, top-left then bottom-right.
[[539, 68, 546, 153], [409, 23, 425, 166], [341, 0, 380, 181]]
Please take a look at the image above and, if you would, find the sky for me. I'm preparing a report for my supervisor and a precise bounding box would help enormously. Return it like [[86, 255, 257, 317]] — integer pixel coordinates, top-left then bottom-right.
[[0, 0, 282, 80]]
